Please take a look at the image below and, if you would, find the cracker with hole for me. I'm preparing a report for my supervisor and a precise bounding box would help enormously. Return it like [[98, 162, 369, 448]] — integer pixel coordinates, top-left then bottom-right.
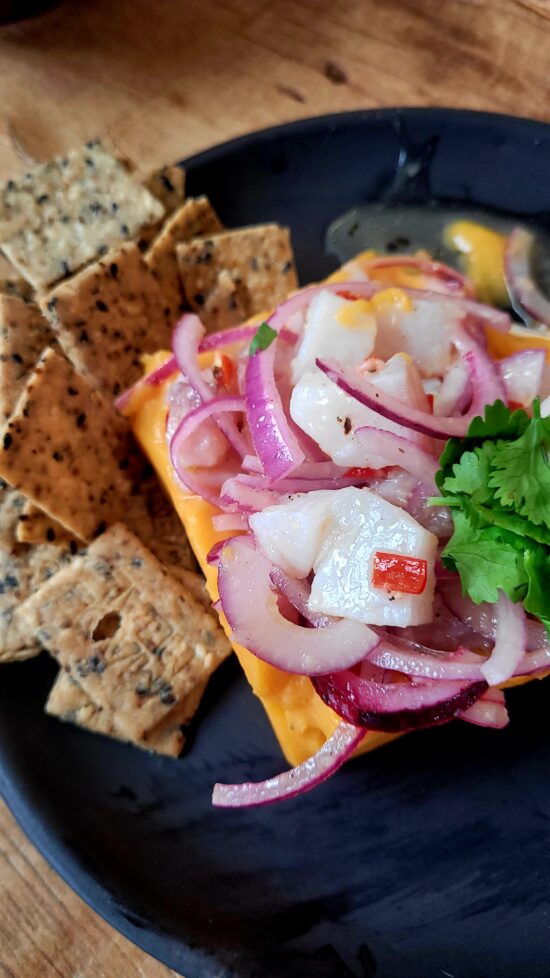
[[0, 292, 58, 421], [176, 223, 298, 328], [0, 141, 165, 290], [0, 348, 132, 541], [45, 670, 207, 756], [146, 196, 222, 322], [40, 242, 172, 397], [23, 523, 231, 741]]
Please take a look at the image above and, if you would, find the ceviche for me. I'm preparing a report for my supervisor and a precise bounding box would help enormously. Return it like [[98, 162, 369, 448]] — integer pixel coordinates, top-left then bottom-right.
[[126, 225, 550, 808]]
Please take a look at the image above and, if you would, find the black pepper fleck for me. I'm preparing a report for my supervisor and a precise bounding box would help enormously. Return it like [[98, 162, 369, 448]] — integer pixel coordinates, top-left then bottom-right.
[[343, 416, 352, 435]]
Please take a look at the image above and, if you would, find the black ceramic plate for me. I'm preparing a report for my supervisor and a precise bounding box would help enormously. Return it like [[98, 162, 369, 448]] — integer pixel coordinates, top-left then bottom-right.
[[2, 109, 550, 978]]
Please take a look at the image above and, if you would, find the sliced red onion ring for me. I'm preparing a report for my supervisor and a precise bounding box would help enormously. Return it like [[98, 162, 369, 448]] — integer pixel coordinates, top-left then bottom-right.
[[458, 689, 509, 729], [354, 426, 438, 492], [245, 338, 305, 483], [212, 720, 364, 808], [316, 341, 504, 440], [172, 314, 249, 459], [199, 324, 298, 353], [498, 348, 545, 407], [114, 354, 177, 413], [169, 396, 245, 507], [269, 567, 335, 628], [480, 591, 526, 686], [504, 227, 550, 327], [217, 536, 380, 675], [367, 636, 487, 682], [365, 255, 474, 297], [312, 669, 487, 733], [206, 539, 230, 566]]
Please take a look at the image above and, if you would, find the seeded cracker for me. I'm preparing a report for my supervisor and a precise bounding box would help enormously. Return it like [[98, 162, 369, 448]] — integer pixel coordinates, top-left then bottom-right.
[[201, 268, 248, 330], [145, 165, 186, 214], [40, 242, 172, 397], [0, 292, 58, 420], [23, 523, 231, 741], [0, 481, 73, 661], [16, 500, 80, 548], [146, 196, 222, 322], [45, 671, 207, 756], [0, 141, 165, 290], [176, 223, 298, 328], [138, 474, 197, 572], [0, 348, 132, 541]]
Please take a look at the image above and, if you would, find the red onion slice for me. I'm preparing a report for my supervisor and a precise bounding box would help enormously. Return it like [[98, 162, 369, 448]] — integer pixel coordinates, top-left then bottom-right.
[[365, 255, 474, 297], [457, 689, 509, 729], [367, 636, 487, 682], [354, 426, 438, 492], [504, 227, 550, 327], [212, 720, 364, 808], [217, 536, 380, 675], [220, 476, 280, 512], [480, 591, 526, 686], [269, 566, 335, 628], [245, 338, 305, 483], [440, 579, 547, 653], [313, 669, 487, 733], [114, 354, 177, 413], [172, 314, 249, 459], [199, 324, 298, 353], [169, 396, 245, 508]]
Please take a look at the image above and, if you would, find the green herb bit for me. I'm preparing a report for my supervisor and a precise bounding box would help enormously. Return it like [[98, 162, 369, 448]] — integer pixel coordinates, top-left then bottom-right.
[[249, 322, 277, 355]]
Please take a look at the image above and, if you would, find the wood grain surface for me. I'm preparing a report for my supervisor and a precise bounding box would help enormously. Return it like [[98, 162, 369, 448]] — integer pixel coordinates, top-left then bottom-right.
[[0, 0, 549, 976]]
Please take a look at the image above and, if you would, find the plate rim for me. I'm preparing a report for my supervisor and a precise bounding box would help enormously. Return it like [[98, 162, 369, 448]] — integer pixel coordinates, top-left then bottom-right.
[[2, 104, 550, 978]]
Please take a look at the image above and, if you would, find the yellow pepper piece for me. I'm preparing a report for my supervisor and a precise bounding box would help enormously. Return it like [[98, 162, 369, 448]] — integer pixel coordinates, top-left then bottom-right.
[[445, 220, 508, 307]]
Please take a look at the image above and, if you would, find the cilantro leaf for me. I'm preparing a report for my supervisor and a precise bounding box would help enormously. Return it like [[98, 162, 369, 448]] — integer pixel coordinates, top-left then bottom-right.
[[489, 409, 550, 529], [441, 443, 496, 504], [465, 400, 529, 441], [442, 510, 528, 604], [524, 548, 550, 637], [249, 322, 277, 356]]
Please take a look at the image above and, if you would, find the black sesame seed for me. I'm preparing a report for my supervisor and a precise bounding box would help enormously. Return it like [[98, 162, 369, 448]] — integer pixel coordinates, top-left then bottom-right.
[[193, 293, 205, 306], [110, 262, 119, 280], [47, 298, 57, 313], [131, 557, 143, 568], [94, 521, 107, 536], [250, 257, 259, 271], [96, 299, 108, 312], [160, 173, 175, 192], [76, 412, 86, 428], [120, 223, 130, 235], [85, 156, 95, 167], [52, 450, 63, 462], [282, 261, 292, 273], [46, 528, 55, 542], [79, 329, 90, 343], [90, 202, 102, 215], [11, 352, 23, 364], [6, 180, 15, 192], [67, 386, 78, 396], [3, 434, 12, 450], [111, 201, 119, 214], [118, 457, 129, 470], [36, 194, 49, 205], [61, 260, 70, 276]]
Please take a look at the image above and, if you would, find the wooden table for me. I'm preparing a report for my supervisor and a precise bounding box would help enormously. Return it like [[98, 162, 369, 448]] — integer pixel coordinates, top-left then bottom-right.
[[0, 0, 549, 975]]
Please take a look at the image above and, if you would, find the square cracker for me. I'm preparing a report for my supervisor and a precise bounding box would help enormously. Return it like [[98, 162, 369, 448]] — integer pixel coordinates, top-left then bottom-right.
[[176, 223, 298, 327], [0, 141, 165, 290], [40, 242, 172, 397], [23, 523, 231, 740], [137, 474, 197, 572], [0, 347, 132, 541], [0, 292, 57, 421], [0, 482, 75, 662], [137, 165, 187, 251], [145, 196, 222, 323], [16, 500, 80, 548], [46, 670, 207, 756]]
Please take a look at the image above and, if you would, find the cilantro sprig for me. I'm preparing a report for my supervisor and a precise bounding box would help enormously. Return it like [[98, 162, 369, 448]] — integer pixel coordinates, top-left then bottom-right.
[[433, 398, 550, 635]]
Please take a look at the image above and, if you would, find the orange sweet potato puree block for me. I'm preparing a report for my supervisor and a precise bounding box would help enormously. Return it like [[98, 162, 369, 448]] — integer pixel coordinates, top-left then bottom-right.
[[129, 352, 398, 766]]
